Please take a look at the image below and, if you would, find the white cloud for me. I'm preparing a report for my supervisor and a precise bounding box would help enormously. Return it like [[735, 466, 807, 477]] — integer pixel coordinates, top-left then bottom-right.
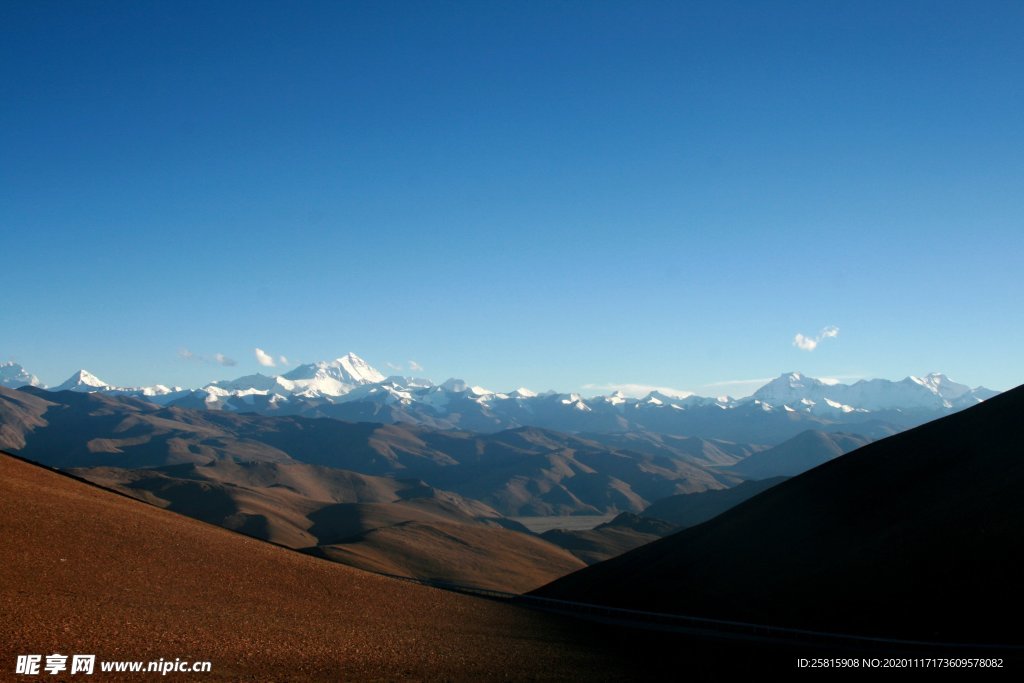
[[697, 377, 774, 397], [181, 348, 236, 367], [583, 382, 694, 399], [254, 348, 276, 367], [702, 377, 774, 388], [793, 325, 840, 352], [793, 334, 818, 351], [278, 355, 289, 366], [385, 360, 423, 373]]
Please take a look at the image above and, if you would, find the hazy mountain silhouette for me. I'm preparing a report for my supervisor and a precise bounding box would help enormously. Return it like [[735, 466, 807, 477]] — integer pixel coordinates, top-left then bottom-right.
[[727, 430, 872, 479], [541, 512, 677, 565], [577, 431, 762, 467], [641, 476, 788, 528]]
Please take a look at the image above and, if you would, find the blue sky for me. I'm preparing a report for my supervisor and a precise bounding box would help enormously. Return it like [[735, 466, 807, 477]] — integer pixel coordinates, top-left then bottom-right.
[[2, 1, 1022, 396]]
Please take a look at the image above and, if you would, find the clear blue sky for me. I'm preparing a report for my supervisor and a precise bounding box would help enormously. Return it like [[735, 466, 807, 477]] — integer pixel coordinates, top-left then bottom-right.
[[2, 1, 1022, 395]]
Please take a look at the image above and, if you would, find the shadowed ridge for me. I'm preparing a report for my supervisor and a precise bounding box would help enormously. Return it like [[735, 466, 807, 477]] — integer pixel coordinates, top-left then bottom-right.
[[535, 384, 1024, 645]]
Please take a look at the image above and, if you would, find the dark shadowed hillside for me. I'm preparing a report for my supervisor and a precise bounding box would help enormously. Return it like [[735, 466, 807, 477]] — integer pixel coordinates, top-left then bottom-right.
[[537, 384, 1024, 644]]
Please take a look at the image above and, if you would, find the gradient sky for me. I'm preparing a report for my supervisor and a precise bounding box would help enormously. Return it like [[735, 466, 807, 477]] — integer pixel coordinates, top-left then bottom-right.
[[2, 1, 1022, 396]]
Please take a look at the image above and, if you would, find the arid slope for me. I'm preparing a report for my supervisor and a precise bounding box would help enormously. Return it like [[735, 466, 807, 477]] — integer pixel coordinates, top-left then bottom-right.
[[0, 452, 660, 680]]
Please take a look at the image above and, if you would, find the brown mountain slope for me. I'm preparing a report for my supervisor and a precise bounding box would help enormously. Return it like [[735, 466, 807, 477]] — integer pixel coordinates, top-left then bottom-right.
[[536, 385, 1024, 644], [72, 460, 503, 547], [0, 385, 52, 450], [315, 520, 586, 592], [0, 451, 694, 680], [69, 460, 578, 591]]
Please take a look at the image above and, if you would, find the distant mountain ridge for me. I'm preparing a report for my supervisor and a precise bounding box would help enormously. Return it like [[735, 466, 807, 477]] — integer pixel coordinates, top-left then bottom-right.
[[0, 386, 742, 516], [7, 355, 999, 443]]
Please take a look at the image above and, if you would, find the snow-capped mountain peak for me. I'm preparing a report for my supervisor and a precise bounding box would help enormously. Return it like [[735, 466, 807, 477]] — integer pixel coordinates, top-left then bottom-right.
[[0, 362, 42, 389], [751, 371, 827, 405], [440, 378, 470, 393], [335, 352, 386, 383], [55, 369, 110, 392], [909, 372, 971, 400], [277, 352, 386, 396]]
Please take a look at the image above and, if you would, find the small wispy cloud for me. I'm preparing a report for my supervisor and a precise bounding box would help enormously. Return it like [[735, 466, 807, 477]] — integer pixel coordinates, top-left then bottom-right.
[[278, 355, 290, 366], [583, 383, 694, 399], [386, 360, 424, 373], [699, 377, 774, 397], [793, 325, 839, 352], [215, 353, 237, 367], [180, 348, 236, 367], [701, 377, 774, 388], [254, 348, 276, 367]]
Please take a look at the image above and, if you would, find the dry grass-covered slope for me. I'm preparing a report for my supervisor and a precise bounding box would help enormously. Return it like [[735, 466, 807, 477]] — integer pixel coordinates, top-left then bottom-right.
[[0, 452, 679, 681]]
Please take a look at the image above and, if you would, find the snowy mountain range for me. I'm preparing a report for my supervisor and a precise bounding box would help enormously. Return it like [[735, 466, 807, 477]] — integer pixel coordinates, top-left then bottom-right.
[[2, 354, 998, 443], [750, 371, 997, 412]]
